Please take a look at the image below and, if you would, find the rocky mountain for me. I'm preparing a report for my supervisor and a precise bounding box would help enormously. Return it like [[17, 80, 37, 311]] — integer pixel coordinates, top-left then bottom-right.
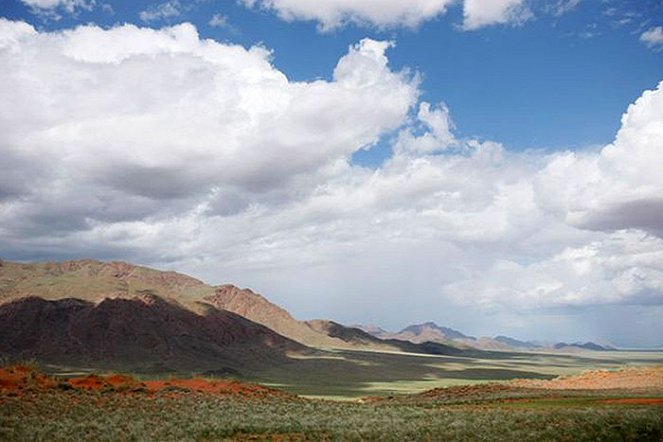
[[358, 322, 473, 346], [0, 293, 305, 373], [306, 320, 463, 355], [358, 320, 612, 353], [0, 259, 213, 308], [204, 285, 349, 349], [0, 259, 466, 364], [0, 259, 350, 350]]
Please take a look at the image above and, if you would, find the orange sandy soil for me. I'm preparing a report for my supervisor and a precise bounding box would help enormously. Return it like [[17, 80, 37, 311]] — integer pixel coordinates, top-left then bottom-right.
[[510, 366, 663, 390], [0, 365, 294, 400]]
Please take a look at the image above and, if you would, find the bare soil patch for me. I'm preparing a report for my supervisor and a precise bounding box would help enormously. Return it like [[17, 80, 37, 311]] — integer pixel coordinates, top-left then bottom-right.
[[510, 365, 663, 390], [0, 365, 294, 400]]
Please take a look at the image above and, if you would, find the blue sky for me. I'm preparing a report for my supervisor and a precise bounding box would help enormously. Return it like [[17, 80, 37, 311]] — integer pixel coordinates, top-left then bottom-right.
[[1, 0, 663, 346]]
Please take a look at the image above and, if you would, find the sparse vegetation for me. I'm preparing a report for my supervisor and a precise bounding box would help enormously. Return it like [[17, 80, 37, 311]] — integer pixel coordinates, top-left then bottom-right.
[[2, 387, 662, 441], [1, 365, 662, 441]]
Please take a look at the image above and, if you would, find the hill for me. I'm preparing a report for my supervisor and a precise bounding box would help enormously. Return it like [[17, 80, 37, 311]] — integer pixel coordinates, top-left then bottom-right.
[[0, 259, 352, 349], [553, 342, 614, 352], [204, 285, 349, 349], [0, 293, 304, 373], [0, 259, 465, 358], [305, 320, 464, 356], [0, 259, 212, 307], [358, 321, 474, 347]]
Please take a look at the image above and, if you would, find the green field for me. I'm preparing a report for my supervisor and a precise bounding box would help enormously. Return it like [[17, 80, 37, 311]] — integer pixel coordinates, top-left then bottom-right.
[[247, 348, 663, 399]]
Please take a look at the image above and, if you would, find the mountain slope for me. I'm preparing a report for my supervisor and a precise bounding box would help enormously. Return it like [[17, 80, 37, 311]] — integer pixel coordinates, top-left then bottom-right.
[[0, 259, 471, 356], [0, 293, 305, 372], [0, 259, 352, 349], [309, 320, 464, 355], [361, 322, 473, 345], [204, 285, 349, 349], [0, 259, 213, 307], [0, 259, 424, 352]]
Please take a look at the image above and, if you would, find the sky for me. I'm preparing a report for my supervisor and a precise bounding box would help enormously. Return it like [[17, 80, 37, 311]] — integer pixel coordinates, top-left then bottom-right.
[[0, 0, 662, 347]]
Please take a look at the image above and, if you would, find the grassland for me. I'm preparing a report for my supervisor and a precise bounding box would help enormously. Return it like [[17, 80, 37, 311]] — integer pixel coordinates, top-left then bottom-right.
[[2, 361, 663, 441], [2, 377, 662, 441], [248, 348, 663, 399]]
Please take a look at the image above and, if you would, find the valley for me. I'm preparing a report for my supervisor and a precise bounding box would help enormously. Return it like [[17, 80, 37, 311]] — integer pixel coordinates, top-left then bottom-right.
[[1, 259, 662, 439]]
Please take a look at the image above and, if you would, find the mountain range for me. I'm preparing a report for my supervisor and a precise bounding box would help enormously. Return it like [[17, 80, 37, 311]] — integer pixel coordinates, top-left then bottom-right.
[[0, 259, 614, 373], [355, 321, 614, 352]]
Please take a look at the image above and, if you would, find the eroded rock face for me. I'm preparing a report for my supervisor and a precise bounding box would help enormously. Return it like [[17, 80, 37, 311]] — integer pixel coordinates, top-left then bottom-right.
[[0, 294, 305, 372]]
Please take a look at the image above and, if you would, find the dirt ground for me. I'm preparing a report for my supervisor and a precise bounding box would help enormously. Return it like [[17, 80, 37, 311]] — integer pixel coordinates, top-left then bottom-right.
[[0, 365, 295, 400], [510, 365, 663, 390]]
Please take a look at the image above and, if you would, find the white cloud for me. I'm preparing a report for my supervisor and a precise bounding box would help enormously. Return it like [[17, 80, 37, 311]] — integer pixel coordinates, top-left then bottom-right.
[[20, 0, 92, 11], [640, 26, 663, 49], [241, 0, 552, 32], [444, 231, 663, 310], [549, 0, 581, 17], [0, 19, 416, 236], [394, 102, 457, 155], [240, 0, 545, 31], [241, 0, 454, 31], [19, 0, 94, 20], [139, 0, 182, 23], [209, 13, 229, 28], [462, 0, 532, 30], [1, 19, 663, 344]]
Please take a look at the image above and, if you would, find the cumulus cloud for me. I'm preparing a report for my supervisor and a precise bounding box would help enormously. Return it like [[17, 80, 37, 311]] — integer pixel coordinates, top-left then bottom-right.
[[536, 82, 663, 236], [462, 0, 532, 30], [0, 19, 416, 240], [1, 19, 663, 344], [240, 0, 540, 31], [240, 0, 453, 31], [445, 231, 663, 309], [640, 26, 663, 49]]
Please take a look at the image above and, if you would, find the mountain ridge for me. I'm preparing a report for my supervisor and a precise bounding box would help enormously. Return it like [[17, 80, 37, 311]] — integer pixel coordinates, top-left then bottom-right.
[[0, 293, 305, 372]]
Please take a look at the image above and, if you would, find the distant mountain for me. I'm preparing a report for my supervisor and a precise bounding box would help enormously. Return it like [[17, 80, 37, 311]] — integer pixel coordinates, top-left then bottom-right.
[[553, 342, 614, 351], [398, 322, 474, 342], [307, 320, 464, 356], [494, 336, 541, 350], [0, 293, 304, 373], [358, 318, 612, 353], [358, 322, 474, 345], [353, 324, 391, 339]]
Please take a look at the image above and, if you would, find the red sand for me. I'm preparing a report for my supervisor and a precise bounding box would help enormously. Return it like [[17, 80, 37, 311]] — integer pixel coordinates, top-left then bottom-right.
[[0, 365, 293, 400], [0, 365, 57, 393], [511, 366, 663, 390]]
